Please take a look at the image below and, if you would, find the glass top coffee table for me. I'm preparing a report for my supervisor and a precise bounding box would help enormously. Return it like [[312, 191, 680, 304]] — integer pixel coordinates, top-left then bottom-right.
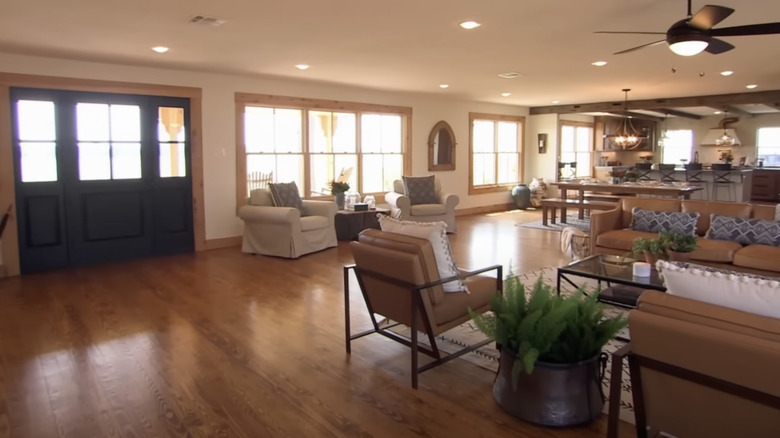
[[557, 254, 667, 308]]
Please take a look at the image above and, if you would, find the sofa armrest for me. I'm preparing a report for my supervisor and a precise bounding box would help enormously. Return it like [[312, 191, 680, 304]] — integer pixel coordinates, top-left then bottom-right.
[[238, 205, 300, 224], [590, 207, 622, 253], [303, 200, 337, 221], [439, 192, 460, 212], [385, 191, 410, 217]]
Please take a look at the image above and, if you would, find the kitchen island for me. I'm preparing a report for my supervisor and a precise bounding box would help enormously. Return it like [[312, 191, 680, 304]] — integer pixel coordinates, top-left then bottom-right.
[[594, 166, 753, 202]]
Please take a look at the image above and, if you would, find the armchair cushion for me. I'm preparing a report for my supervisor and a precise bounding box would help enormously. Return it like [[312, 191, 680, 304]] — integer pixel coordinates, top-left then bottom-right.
[[378, 215, 466, 293], [706, 214, 780, 247], [630, 207, 698, 235], [402, 175, 438, 205], [410, 204, 446, 215], [269, 182, 306, 215]]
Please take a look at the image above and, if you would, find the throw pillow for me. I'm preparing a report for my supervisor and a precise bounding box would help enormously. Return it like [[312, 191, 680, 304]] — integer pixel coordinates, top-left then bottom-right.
[[629, 207, 698, 235], [377, 215, 467, 293], [268, 182, 306, 216], [657, 260, 780, 319], [706, 214, 780, 247], [775, 204, 780, 221], [402, 175, 438, 205]]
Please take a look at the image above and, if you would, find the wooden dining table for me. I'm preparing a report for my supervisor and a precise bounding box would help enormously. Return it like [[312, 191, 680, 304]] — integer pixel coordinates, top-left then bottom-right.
[[551, 181, 705, 219]]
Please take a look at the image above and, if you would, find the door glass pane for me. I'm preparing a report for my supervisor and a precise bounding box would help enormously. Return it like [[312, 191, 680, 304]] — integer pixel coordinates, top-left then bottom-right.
[[158, 107, 185, 141], [17, 100, 56, 141], [20, 142, 57, 182], [77, 103, 110, 141], [160, 143, 186, 177], [110, 105, 141, 141], [112, 143, 142, 179], [78, 142, 111, 180]]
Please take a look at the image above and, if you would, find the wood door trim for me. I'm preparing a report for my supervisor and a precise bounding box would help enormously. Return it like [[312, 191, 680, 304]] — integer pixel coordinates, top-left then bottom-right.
[[0, 73, 205, 276]]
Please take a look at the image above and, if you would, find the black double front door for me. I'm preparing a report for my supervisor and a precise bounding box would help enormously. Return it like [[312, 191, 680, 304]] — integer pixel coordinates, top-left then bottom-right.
[[11, 88, 194, 274]]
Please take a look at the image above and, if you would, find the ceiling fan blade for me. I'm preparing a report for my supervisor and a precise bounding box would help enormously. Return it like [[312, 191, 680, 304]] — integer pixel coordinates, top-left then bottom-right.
[[705, 38, 735, 54], [595, 31, 665, 35], [613, 39, 666, 55], [689, 5, 734, 30], [711, 22, 780, 36]]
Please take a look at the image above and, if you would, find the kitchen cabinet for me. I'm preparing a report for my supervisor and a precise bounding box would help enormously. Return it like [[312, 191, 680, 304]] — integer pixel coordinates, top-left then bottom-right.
[[599, 116, 656, 152], [751, 169, 780, 202]]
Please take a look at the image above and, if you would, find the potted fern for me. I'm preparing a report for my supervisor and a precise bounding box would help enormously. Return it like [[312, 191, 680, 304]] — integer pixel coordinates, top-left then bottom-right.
[[469, 276, 627, 426], [632, 235, 668, 265]]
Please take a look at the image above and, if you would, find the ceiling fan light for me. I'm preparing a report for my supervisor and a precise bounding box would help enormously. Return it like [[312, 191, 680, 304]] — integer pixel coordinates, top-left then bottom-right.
[[669, 40, 708, 56]]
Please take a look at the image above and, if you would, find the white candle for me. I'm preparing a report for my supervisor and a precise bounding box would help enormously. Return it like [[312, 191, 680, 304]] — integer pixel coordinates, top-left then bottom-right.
[[633, 262, 651, 277]]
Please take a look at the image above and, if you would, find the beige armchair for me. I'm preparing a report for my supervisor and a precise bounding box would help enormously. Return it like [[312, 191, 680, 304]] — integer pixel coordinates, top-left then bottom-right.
[[385, 178, 459, 232], [238, 189, 337, 258]]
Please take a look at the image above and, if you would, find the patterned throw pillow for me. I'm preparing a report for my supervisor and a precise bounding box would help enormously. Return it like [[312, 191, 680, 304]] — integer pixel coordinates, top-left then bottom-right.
[[378, 215, 467, 293], [629, 207, 699, 235], [402, 175, 438, 205], [706, 214, 780, 247], [269, 182, 306, 216]]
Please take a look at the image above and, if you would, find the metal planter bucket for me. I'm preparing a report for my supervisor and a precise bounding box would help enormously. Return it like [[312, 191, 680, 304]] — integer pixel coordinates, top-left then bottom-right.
[[493, 351, 607, 427]]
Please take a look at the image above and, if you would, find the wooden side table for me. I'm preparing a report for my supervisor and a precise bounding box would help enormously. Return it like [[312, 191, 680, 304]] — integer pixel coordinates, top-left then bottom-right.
[[335, 207, 390, 241]]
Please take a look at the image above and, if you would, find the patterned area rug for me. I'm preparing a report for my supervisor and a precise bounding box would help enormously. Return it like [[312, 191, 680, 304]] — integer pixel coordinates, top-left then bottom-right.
[[516, 215, 591, 233], [392, 266, 634, 424]]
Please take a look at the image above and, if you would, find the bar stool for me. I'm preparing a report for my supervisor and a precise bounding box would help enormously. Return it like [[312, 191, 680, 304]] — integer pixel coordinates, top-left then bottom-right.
[[658, 164, 677, 183], [635, 162, 653, 181], [684, 163, 708, 200], [558, 162, 577, 181], [711, 164, 736, 201]]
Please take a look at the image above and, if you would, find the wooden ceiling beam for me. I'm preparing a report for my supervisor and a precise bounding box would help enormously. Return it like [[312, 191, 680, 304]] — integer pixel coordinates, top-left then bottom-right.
[[604, 111, 664, 122], [529, 90, 780, 115], [648, 108, 702, 120], [720, 105, 755, 118]]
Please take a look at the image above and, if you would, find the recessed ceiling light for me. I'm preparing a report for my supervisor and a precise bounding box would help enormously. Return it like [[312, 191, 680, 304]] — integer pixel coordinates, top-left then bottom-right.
[[746, 84, 758, 89], [720, 70, 734, 76], [591, 61, 607, 67], [498, 72, 521, 79], [439, 84, 449, 89], [501, 92, 511, 97], [459, 21, 481, 30], [295, 64, 310, 70], [714, 111, 723, 114], [552, 100, 560, 104], [152, 46, 169, 53]]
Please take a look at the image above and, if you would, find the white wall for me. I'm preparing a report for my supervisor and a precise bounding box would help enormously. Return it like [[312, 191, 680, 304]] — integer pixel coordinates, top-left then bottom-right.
[[0, 52, 528, 240], [525, 114, 559, 185]]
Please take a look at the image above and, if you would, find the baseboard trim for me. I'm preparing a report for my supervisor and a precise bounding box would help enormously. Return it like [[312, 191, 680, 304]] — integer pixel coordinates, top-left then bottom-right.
[[456, 203, 515, 216], [205, 236, 242, 250]]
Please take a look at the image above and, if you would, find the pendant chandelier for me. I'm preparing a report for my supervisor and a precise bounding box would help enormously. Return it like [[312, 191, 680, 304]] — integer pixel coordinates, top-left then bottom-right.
[[715, 111, 738, 147], [606, 88, 644, 150]]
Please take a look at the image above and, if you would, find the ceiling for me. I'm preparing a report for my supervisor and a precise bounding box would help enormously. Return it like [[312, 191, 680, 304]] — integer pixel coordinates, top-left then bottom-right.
[[2, 0, 780, 115]]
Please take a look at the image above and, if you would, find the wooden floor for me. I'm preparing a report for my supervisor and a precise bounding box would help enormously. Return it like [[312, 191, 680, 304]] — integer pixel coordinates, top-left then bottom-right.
[[0, 209, 637, 438]]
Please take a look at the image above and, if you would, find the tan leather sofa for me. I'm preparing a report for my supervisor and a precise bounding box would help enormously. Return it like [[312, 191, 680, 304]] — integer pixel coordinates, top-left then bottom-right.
[[608, 291, 780, 437], [590, 198, 779, 275]]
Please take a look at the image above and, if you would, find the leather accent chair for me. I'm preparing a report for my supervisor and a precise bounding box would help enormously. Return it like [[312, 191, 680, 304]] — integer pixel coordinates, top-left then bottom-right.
[[385, 179, 459, 233], [238, 189, 337, 258], [344, 229, 502, 388], [607, 291, 780, 438]]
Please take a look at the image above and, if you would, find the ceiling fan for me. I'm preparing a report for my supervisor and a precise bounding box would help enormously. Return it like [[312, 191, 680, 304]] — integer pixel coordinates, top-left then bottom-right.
[[596, 0, 780, 56]]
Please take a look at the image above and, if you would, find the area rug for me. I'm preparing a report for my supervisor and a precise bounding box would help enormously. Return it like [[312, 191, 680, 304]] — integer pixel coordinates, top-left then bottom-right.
[[391, 266, 634, 424], [516, 215, 590, 233]]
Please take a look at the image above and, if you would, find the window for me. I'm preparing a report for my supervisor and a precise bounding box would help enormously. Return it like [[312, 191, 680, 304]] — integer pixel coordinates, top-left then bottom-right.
[[660, 129, 693, 164], [16, 100, 58, 183], [559, 122, 593, 179], [237, 94, 410, 203], [757, 127, 780, 166], [76, 103, 142, 180], [469, 113, 524, 194]]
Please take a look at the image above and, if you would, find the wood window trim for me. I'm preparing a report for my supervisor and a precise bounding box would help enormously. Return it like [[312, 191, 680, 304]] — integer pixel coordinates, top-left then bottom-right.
[[235, 93, 412, 212], [0, 73, 204, 277], [468, 112, 525, 195]]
